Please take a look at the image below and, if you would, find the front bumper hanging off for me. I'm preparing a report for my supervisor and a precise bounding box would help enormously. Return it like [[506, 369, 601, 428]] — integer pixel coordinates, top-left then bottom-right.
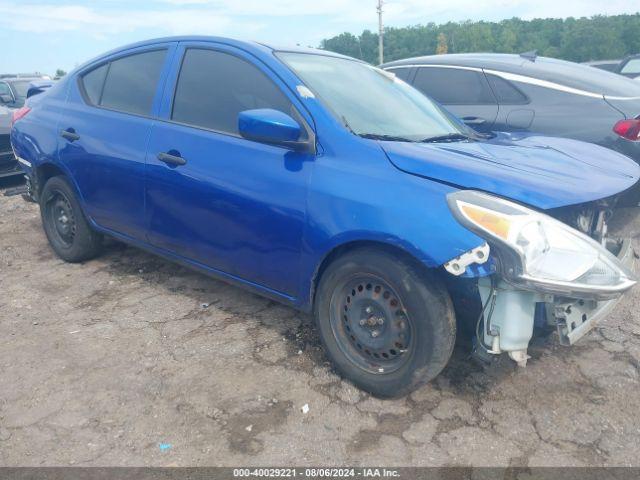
[[476, 238, 636, 365], [552, 238, 636, 346]]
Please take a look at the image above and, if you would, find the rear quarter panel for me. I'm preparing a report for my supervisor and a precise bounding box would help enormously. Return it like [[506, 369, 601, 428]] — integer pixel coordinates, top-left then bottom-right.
[[11, 80, 68, 175], [519, 84, 622, 146]]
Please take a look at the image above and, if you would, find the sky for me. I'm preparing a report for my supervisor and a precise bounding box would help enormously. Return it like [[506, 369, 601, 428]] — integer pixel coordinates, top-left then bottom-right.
[[1, 0, 639, 75]]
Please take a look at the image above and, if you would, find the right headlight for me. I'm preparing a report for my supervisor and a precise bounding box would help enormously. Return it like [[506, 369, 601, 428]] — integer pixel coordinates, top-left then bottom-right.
[[447, 190, 636, 298]]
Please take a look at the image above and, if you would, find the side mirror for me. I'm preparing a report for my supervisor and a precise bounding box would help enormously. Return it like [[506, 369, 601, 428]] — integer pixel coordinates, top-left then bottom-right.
[[238, 109, 309, 151], [0, 94, 12, 105]]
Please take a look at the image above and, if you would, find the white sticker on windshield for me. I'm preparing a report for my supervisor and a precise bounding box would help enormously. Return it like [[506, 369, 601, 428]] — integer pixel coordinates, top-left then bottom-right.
[[296, 85, 315, 99]]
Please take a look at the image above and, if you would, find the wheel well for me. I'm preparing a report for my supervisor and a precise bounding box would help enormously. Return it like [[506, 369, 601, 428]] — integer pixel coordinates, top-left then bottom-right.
[[310, 240, 434, 310], [34, 163, 66, 198]]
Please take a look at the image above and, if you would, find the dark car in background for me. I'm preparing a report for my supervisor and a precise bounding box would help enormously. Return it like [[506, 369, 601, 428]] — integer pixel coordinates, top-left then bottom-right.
[[617, 54, 640, 80], [381, 53, 640, 203], [0, 105, 15, 177], [0, 77, 42, 108], [584, 56, 640, 80], [0, 77, 44, 177], [583, 59, 621, 73]]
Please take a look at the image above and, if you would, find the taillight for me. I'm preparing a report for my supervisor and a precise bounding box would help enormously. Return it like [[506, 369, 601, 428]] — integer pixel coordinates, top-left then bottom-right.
[[11, 106, 31, 127], [613, 118, 640, 141]]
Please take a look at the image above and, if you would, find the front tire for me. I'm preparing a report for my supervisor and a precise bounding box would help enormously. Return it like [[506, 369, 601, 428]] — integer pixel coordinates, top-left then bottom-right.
[[40, 176, 102, 262], [314, 248, 456, 398]]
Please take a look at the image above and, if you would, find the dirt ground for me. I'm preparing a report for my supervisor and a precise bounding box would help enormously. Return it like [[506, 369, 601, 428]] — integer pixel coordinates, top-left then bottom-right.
[[1, 179, 640, 467]]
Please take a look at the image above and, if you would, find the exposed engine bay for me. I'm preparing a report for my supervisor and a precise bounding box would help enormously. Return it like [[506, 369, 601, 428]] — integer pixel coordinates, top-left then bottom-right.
[[549, 196, 620, 250]]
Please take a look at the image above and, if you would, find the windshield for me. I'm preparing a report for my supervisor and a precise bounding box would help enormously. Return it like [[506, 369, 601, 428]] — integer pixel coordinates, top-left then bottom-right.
[[277, 52, 464, 141]]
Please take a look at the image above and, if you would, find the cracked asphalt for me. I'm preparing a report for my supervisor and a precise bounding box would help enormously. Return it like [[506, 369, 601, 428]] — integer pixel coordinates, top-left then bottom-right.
[[1, 182, 640, 467]]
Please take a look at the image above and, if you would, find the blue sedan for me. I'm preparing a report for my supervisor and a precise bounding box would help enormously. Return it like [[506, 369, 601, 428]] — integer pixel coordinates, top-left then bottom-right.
[[10, 37, 639, 396]]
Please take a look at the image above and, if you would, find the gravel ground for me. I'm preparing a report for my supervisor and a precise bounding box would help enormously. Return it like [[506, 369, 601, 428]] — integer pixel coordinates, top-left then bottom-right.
[[1, 181, 640, 467]]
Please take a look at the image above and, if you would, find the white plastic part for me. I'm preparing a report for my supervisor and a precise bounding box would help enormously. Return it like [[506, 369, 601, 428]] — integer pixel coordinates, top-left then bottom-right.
[[508, 350, 531, 367], [444, 243, 490, 276]]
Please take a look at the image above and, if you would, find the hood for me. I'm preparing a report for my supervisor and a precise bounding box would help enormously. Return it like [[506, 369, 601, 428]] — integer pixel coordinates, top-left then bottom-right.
[[382, 132, 640, 210]]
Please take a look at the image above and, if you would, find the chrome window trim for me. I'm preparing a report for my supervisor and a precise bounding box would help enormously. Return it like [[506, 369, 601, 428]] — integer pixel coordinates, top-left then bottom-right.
[[384, 64, 640, 101]]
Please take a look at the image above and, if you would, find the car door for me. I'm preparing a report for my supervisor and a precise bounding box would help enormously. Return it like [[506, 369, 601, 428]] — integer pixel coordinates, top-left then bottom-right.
[[0, 81, 15, 107], [57, 44, 176, 240], [483, 72, 535, 132], [411, 66, 498, 133], [144, 43, 315, 297]]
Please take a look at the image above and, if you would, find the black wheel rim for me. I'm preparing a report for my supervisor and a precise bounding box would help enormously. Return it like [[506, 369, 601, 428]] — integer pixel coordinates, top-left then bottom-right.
[[329, 274, 414, 374], [45, 190, 76, 247]]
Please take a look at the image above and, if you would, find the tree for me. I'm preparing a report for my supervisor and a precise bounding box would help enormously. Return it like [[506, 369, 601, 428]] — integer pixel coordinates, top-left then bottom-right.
[[436, 33, 448, 54], [320, 33, 361, 60], [497, 26, 517, 53], [55, 69, 67, 79], [320, 13, 640, 64]]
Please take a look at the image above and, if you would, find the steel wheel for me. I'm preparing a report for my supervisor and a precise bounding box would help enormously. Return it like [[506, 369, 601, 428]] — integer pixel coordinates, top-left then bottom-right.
[[329, 274, 414, 374], [45, 189, 77, 248]]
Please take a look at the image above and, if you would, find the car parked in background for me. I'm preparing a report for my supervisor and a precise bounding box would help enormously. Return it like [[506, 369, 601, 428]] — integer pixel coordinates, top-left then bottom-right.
[[0, 76, 44, 108], [583, 59, 621, 73], [26, 79, 56, 99], [0, 105, 16, 177], [0, 76, 47, 177], [381, 53, 640, 204], [11, 37, 639, 396], [584, 56, 640, 80], [617, 54, 640, 80]]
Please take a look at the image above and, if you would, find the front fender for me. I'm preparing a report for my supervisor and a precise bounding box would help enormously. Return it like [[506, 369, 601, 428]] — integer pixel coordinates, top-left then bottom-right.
[[296, 148, 485, 310]]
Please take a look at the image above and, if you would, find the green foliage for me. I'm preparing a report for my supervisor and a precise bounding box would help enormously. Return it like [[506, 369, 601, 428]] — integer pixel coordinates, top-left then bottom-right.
[[320, 13, 640, 64]]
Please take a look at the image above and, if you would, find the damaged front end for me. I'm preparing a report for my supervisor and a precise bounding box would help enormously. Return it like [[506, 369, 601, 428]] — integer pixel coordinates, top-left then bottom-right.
[[444, 190, 637, 366]]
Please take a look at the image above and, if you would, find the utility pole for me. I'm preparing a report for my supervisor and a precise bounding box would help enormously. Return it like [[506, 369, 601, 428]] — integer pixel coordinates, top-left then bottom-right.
[[377, 0, 384, 65]]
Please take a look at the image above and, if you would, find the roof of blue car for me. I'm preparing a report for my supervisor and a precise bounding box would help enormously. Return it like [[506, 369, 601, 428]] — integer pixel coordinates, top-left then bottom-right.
[[96, 35, 346, 58], [74, 35, 352, 74]]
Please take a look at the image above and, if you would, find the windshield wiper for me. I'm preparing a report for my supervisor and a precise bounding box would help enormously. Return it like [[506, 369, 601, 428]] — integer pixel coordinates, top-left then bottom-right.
[[358, 133, 414, 142], [420, 133, 470, 143]]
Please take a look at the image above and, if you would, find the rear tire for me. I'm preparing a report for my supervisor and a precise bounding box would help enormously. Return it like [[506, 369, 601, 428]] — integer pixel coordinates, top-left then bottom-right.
[[314, 248, 456, 398], [39, 176, 102, 262]]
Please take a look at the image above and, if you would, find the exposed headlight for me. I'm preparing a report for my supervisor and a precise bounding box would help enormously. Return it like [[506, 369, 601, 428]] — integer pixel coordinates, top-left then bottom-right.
[[447, 190, 636, 298]]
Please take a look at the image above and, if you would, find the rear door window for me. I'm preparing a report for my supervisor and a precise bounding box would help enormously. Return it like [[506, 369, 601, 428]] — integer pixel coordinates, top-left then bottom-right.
[[172, 48, 293, 135], [81, 64, 108, 105], [485, 74, 529, 104], [387, 67, 412, 82], [81, 49, 167, 116], [413, 67, 496, 105]]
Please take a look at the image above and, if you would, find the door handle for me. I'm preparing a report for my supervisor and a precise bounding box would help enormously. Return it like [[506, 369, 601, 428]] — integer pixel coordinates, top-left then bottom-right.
[[61, 129, 80, 142], [462, 116, 486, 126], [157, 151, 187, 166]]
